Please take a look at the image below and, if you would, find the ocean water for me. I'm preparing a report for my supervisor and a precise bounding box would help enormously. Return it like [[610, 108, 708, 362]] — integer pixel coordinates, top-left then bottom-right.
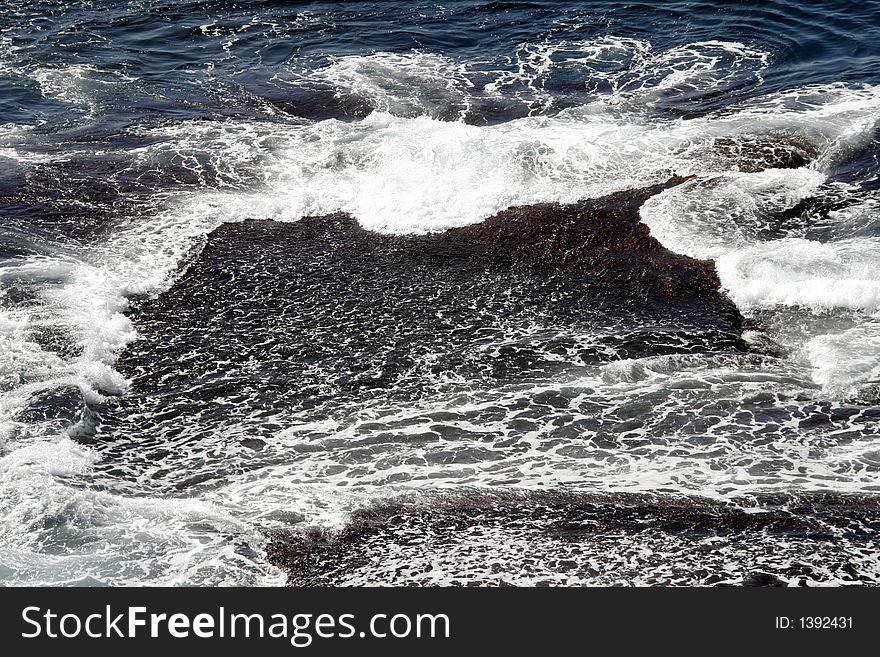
[[1, 0, 879, 586]]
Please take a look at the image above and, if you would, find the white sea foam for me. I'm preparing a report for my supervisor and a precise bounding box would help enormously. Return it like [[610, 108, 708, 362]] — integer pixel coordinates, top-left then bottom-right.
[[641, 168, 826, 259], [711, 235, 880, 395], [0, 437, 283, 585], [316, 52, 474, 120], [123, 109, 707, 236], [799, 321, 880, 400], [631, 84, 880, 395], [137, 82, 880, 237], [716, 237, 880, 313], [621, 40, 769, 95], [30, 65, 135, 116], [320, 38, 769, 117]]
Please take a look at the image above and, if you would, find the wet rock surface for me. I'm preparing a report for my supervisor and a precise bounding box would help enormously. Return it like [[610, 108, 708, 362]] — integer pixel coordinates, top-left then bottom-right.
[[265, 490, 880, 586], [118, 177, 742, 397], [707, 133, 818, 172], [95, 179, 745, 466]]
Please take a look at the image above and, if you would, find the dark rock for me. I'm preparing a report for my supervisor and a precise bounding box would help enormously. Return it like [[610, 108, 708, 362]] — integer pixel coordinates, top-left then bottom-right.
[[742, 572, 788, 587], [710, 133, 818, 172], [264, 489, 880, 586], [94, 179, 745, 476], [121, 177, 743, 398]]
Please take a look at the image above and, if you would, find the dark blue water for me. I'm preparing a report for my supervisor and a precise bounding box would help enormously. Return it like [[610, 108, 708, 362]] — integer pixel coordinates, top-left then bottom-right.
[[3, 1, 880, 126], [1, 1, 879, 586]]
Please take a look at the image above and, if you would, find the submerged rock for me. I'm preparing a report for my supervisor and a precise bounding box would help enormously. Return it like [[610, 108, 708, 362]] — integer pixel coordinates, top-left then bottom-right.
[[119, 176, 742, 396], [94, 180, 746, 483], [264, 489, 880, 586], [706, 132, 819, 172]]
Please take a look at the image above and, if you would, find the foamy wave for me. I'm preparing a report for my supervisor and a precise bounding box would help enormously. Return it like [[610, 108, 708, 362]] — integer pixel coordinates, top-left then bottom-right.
[[800, 321, 880, 401], [0, 123, 48, 164], [313, 38, 770, 118], [30, 65, 136, 114], [615, 40, 769, 99], [155, 82, 880, 236], [139, 110, 707, 234], [641, 168, 825, 259], [716, 237, 880, 313], [316, 52, 474, 121], [0, 437, 281, 585], [639, 85, 880, 260]]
